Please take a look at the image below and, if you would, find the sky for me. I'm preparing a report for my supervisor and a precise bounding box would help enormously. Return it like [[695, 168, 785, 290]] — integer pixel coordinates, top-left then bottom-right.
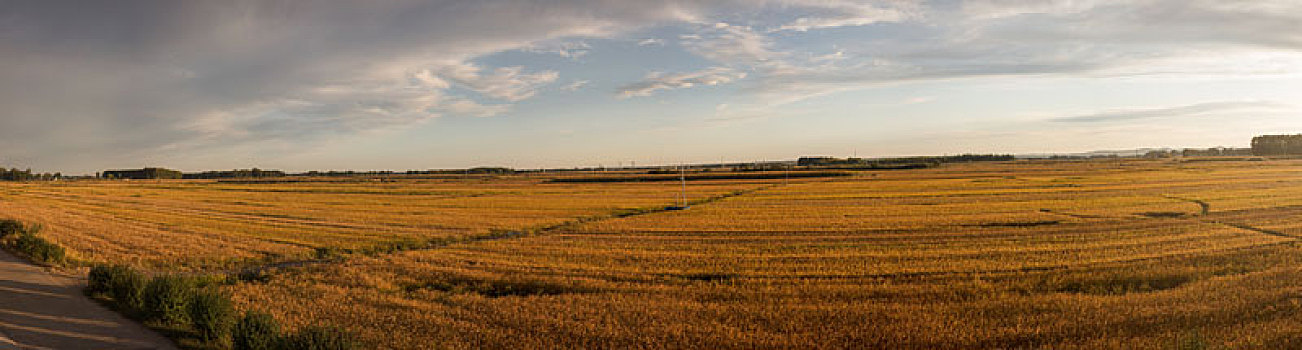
[[2, 0, 1301, 174]]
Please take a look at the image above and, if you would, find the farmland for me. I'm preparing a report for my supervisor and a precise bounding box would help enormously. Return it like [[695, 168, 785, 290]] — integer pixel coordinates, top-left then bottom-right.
[[6, 158, 1302, 348]]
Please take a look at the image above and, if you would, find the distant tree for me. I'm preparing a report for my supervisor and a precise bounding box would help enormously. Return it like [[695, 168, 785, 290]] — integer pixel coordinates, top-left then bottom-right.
[[1253, 135, 1302, 156]]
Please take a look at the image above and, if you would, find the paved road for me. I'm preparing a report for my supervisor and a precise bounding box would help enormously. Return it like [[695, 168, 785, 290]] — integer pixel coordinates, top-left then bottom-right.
[[0, 251, 176, 350]]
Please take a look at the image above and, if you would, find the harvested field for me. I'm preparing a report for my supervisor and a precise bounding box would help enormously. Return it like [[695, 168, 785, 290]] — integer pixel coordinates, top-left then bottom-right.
[[6, 159, 1302, 348]]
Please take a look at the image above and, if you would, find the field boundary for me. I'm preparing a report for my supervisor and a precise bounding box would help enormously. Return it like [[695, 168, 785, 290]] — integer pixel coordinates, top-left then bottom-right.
[[1164, 196, 1211, 215], [752, 240, 1298, 281], [230, 183, 787, 277]]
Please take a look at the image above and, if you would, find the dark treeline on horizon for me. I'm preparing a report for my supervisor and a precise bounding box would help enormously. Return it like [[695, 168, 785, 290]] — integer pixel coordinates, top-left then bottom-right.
[[30, 135, 1302, 181], [0, 168, 61, 181], [184, 168, 286, 179], [102, 168, 182, 180], [797, 154, 1015, 167], [1252, 135, 1302, 156]]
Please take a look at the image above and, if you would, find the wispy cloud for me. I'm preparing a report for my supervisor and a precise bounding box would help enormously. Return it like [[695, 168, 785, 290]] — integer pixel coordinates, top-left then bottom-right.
[[524, 40, 591, 59], [637, 38, 666, 46], [1052, 101, 1291, 123], [562, 80, 590, 92], [681, 22, 782, 65], [435, 63, 558, 102], [617, 67, 747, 98], [771, 1, 914, 32]]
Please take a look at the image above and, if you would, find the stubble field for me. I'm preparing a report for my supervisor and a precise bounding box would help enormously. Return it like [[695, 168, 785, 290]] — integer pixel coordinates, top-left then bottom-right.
[[5, 159, 1302, 348]]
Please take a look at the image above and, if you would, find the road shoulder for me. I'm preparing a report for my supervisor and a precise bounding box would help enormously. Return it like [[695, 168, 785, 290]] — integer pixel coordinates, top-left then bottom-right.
[[0, 251, 178, 350]]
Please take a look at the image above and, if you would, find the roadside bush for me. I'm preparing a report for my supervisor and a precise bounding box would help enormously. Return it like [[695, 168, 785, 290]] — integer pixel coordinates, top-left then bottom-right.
[[87, 264, 117, 295], [281, 326, 356, 350], [11, 231, 65, 265], [232, 311, 281, 350], [0, 219, 23, 238], [108, 266, 148, 311], [189, 289, 236, 341], [143, 275, 196, 324]]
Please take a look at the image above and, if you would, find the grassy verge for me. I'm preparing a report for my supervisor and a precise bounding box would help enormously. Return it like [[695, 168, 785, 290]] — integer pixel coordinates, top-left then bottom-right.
[[0, 219, 67, 266], [87, 264, 358, 349]]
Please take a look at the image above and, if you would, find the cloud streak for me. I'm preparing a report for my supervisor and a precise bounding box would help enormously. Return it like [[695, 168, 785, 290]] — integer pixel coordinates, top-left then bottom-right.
[[617, 67, 748, 98], [1052, 101, 1291, 123]]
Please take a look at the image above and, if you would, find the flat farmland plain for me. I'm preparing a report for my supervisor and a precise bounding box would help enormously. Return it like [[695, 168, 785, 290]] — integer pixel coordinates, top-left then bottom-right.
[[7, 159, 1302, 348], [0, 177, 770, 269]]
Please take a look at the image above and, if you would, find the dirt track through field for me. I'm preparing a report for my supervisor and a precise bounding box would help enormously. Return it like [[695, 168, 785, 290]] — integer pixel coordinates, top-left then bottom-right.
[[0, 251, 176, 350]]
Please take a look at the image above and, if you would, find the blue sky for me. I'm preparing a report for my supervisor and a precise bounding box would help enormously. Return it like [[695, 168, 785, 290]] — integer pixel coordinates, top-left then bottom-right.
[[1, 1, 1300, 173]]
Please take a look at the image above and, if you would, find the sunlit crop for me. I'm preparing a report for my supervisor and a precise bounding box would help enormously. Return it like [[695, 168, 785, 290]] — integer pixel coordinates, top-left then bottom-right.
[[6, 159, 1302, 348]]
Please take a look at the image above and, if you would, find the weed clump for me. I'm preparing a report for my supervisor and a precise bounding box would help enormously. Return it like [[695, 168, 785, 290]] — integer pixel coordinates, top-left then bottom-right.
[[1037, 273, 1195, 295], [233, 311, 281, 350], [1138, 211, 1188, 218], [0, 221, 65, 265], [0, 219, 23, 238], [12, 232, 65, 264], [410, 275, 591, 297], [281, 326, 357, 350], [86, 265, 360, 348], [88, 265, 115, 295], [143, 275, 197, 324], [190, 289, 237, 341], [89, 264, 140, 296], [109, 266, 149, 311]]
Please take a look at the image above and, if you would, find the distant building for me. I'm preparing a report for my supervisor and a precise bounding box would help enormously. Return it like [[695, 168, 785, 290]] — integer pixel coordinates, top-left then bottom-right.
[[101, 168, 183, 180]]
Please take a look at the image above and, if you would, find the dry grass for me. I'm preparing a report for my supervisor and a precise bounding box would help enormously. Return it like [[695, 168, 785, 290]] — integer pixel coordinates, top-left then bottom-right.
[[0, 177, 765, 269], [8, 159, 1302, 348]]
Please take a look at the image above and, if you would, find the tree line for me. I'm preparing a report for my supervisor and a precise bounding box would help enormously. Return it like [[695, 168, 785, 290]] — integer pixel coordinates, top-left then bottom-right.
[[0, 168, 61, 181], [102, 168, 183, 180], [184, 168, 286, 179], [797, 154, 1015, 167], [1252, 135, 1302, 156]]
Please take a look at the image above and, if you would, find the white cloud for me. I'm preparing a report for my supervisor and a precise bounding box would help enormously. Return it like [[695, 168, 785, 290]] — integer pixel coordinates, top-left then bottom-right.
[[689, 0, 1302, 108], [617, 67, 748, 98], [638, 38, 666, 46], [681, 23, 782, 65], [772, 1, 914, 32], [524, 40, 591, 59], [961, 0, 1110, 20], [1051, 101, 1291, 123], [562, 80, 590, 91], [434, 63, 558, 102]]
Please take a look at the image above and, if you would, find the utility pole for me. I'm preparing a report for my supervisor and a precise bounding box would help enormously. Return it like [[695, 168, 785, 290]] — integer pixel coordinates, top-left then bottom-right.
[[679, 164, 688, 208]]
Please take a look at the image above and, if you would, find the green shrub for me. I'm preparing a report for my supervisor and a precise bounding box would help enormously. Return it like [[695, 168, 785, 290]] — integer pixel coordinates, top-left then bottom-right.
[[11, 232, 65, 265], [281, 326, 356, 350], [235, 268, 272, 283], [87, 264, 116, 295], [189, 289, 236, 341], [232, 311, 281, 350], [143, 275, 196, 324], [109, 266, 148, 311], [0, 219, 23, 238]]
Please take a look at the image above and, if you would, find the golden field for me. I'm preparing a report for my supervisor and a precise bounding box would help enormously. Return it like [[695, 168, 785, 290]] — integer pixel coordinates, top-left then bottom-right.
[[7, 159, 1302, 348]]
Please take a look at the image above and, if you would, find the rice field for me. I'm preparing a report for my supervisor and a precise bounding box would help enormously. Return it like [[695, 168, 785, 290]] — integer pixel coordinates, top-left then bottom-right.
[[0, 176, 768, 269], [6, 158, 1302, 348]]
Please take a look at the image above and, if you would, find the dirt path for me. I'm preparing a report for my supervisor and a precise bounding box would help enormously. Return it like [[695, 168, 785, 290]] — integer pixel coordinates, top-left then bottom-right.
[[0, 251, 176, 350]]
